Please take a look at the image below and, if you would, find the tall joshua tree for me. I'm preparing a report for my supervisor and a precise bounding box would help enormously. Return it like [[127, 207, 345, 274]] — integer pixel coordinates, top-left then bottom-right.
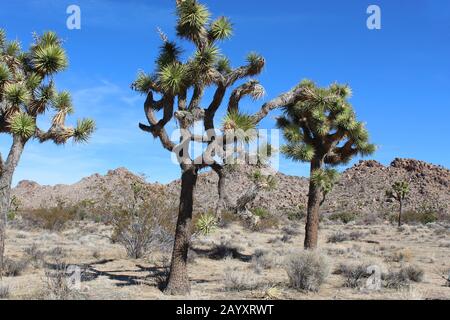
[[277, 80, 376, 249], [132, 0, 309, 295], [0, 30, 95, 275], [386, 181, 410, 227]]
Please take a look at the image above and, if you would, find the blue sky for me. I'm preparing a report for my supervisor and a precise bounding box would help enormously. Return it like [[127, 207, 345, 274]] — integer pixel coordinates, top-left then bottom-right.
[[1, 0, 449, 186]]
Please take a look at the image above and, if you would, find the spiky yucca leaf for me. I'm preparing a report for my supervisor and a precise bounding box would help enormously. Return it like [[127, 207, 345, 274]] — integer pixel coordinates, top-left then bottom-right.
[[26, 73, 42, 91], [195, 212, 218, 236], [0, 63, 11, 82], [176, 0, 210, 40], [132, 72, 156, 94], [9, 112, 36, 139], [39, 31, 60, 47], [281, 143, 315, 162], [281, 124, 303, 143], [5, 40, 21, 56], [246, 52, 265, 75], [4, 83, 30, 105], [52, 91, 74, 113], [159, 62, 188, 94], [210, 16, 233, 40], [311, 168, 340, 195], [156, 41, 182, 70], [73, 118, 95, 143], [215, 56, 231, 74], [193, 45, 220, 69], [0, 29, 6, 49], [33, 44, 68, 75], [222, 110, 256, 132], [330, 83, 353, 99]]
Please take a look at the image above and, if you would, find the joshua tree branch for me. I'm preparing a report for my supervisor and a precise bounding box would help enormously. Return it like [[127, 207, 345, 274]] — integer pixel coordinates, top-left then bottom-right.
[[227, 80, 264, 113], [251, 85, 306, 124]]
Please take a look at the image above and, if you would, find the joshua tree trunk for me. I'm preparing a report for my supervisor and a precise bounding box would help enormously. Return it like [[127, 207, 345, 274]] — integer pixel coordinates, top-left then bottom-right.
[[0, 136, 25, 276], [164, 165, 197, 295], [304, 158, 324, 249], [398, 199, 403, 227]]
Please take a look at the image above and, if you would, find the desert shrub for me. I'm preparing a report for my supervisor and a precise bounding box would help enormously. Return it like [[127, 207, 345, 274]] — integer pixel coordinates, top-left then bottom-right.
[[2, 258, 28, 277], [21, 205, 77, 231], [109, 182, 175, 259], [251, 208, 270, 219], [286, 205, 306, 221], [329, 211, 358, 224], [24, 243, 45, 268], [43, 262, 85, 300], [386, 248, 414, 263], [0, 285, 10, 299], [329, 231, 366, 243], [209, 239, 243, 260], [335, 262, 373, 288], [251, 214, 280, 232], [399, 265, 424, 283], [383, 265, 424, 289], [402, 210, 438, 225], [195, 212, 218, 236], [224, 266, 259, 292], [252, 249, 278, 273], [285, 251, 329, 292], [327, 232, 348, 243], [282, 226, 300, 236]]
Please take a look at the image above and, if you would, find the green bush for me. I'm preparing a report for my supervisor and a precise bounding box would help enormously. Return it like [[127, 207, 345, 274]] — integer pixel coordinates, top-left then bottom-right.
[[251, 207, 270, 219]]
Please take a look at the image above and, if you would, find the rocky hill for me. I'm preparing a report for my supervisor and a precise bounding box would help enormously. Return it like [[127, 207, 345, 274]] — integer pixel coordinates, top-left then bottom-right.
[[12, 158, 450, 217]]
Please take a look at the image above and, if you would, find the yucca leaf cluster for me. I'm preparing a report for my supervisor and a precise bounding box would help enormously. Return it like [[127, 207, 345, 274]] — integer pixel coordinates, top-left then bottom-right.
[[278, 81, 376, 166], [0, 29, 95, 143]]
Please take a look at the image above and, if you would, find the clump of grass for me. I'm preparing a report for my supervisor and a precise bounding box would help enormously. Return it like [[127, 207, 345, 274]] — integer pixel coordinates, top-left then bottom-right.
[[223, 266, 259, 292], [284, 251, 329, 292], [327, 232, 348, 243], [24, 243, 45, 268], [0, 285, 10, 299]]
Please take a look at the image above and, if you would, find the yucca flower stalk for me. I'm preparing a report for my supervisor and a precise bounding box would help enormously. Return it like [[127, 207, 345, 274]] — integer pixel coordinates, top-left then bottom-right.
[[132, 0, 309, 295], [0, 30, 95, 277], [278, 80, 376, 249]]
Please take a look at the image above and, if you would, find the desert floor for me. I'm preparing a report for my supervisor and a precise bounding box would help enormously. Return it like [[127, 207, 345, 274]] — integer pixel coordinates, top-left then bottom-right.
[[1, 221, 449, 300]]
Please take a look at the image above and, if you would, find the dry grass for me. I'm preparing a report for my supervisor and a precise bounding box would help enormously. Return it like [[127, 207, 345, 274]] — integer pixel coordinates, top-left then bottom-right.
[[1, 218, 449, 300]]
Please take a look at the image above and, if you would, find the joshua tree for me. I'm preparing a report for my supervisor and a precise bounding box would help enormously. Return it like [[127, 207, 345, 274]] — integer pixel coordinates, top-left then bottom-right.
[[277, 80, 376, 249], [132, 0, 309, 294], [0, 30, 95, 276], [386, 181, 410, 227]]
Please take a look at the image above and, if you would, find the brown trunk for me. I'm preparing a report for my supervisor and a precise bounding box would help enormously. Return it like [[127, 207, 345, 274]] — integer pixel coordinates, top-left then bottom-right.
[[213, 165, 228, 220], [0, 136, 26, 277], [164, 166, 197, 295], [304, 158, 324, 250], [398, 199, 403, 227]]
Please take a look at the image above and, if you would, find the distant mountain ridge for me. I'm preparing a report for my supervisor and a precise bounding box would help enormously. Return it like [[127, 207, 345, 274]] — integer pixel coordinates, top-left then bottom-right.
[[13, 158, 450, 217]]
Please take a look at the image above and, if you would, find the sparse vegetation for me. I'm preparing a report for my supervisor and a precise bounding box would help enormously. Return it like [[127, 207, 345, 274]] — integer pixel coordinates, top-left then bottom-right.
[[109, 183, 174, 259], [224, 266, 259, 292], [2, 257, 28, 277], [329, 211, 358, 224], [285, 251, 329, 292], [0, 284, 10, 299]]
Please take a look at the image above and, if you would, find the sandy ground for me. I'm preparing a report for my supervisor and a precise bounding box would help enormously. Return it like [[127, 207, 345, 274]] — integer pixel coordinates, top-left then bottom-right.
[[1, 220, 449, 300]]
